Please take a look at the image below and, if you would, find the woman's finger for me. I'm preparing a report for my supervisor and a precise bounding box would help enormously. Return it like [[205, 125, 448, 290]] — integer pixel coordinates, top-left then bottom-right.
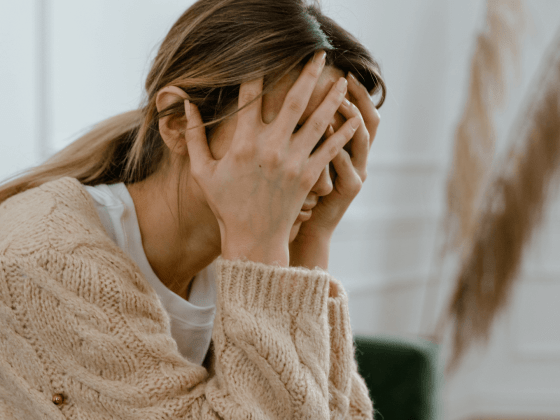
[[325, 126, 338, 186], [326, 123, 363, 190], [326, 124, 335, 139], [337, 98, 368, 176], [310, 115, 360, 176], [331, 145, 363, 193], [237, 77, 264, 128], [184, 100, 214, 177], [296, 76, 348, 156], [347, 72, 380, 149], [275, 50, 327, 138]]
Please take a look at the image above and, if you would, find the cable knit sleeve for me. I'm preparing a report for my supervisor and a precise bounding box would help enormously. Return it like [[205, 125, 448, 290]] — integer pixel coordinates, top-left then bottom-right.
[[0, 248, 336, 419], [326, 278, 375, 419], [0, 178, 372, 419]]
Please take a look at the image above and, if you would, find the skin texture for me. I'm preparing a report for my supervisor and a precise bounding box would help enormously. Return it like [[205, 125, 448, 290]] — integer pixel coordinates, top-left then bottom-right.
[[128, 66, 352, 300]]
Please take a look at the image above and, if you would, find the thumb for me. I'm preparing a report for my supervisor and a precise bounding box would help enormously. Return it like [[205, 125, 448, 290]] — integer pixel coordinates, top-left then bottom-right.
[[184, 100, 213, 176]]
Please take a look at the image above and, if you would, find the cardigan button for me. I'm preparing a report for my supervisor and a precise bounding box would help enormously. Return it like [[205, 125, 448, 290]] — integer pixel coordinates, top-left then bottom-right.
[[52, 393, 65, 405]]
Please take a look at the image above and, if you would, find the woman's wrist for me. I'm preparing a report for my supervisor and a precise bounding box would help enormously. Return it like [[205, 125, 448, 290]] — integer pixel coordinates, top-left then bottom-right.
[[289, 234, 331, 271], [222, 240, 289, 268], [289, 234, 339, 297]]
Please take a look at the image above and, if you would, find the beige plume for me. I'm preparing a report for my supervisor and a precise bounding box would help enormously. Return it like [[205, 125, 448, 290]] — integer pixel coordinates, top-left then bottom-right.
[[440, 21, 560, 376], [444, 0, 527, 253]]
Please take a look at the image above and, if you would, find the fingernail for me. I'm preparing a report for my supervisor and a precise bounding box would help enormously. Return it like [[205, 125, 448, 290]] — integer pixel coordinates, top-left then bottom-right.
[[184, 100, 191, 119], [313, 50, 327, 64], [351, 116, 361, 130], [348, 72, 361, 86], [336, 77, 348, 93]]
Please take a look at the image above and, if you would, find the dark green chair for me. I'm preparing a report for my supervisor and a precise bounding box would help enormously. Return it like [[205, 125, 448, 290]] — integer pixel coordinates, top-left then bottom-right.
[[353, 334, 442, 420]]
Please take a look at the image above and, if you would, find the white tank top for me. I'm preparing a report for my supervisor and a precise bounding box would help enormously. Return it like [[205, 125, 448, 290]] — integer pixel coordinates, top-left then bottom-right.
[[83, 183, 216, 366]]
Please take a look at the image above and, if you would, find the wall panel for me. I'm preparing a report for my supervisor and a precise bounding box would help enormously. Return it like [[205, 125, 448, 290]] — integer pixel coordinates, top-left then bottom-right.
[[49, 0, 196, 153], [0, 1, 41, 182]]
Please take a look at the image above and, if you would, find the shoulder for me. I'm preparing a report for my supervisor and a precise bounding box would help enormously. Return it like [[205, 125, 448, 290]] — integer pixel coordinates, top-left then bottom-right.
[[0, 177, 172, 339], [0, 182, 190, 413], [0, 176, 156, 307], [0, 177, 109, 256]]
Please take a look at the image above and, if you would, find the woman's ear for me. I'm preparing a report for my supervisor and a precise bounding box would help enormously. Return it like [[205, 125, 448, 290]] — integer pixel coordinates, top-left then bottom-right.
[[156, 86, 189, 155]]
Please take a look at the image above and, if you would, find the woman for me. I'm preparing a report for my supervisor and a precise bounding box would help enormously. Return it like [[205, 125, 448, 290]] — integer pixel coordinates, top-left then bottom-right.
[[0, 0, 385, 418]]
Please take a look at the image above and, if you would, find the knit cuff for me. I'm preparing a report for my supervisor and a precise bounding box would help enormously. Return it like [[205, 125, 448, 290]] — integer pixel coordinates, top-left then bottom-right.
[[215, 255, 330, 320], [327, 278, 354, 393]]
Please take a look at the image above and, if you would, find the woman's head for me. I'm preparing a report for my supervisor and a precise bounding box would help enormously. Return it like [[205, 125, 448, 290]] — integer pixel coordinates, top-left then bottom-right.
[[0, 0, 385, 206], [155, 63, 353, 245], [125, 0, 386, 183], [0, 0, 386, 301]]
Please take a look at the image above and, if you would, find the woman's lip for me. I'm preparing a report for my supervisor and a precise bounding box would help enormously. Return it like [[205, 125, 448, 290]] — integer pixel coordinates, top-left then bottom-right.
[[297, 209, 312, 221]]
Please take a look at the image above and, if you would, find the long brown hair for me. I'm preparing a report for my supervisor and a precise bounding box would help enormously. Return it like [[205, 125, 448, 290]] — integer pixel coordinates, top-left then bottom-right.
[[0, 0, 386, 204]]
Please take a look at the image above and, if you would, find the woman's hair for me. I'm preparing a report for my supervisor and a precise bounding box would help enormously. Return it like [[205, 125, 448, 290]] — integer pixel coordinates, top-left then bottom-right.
[[0, 0, 385, 204]]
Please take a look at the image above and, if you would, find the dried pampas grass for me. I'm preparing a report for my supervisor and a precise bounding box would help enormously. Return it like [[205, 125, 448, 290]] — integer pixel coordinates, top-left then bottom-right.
[[444, 0, 526, 253], [440, 23, 560, 376]]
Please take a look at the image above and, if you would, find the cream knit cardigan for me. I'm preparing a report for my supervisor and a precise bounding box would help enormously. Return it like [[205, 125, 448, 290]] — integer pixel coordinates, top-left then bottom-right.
[[0, 177, 374, 419]]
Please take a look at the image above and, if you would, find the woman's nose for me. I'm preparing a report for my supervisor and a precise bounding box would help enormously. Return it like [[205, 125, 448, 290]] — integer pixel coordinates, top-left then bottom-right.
[[311, 163, 334, 197]]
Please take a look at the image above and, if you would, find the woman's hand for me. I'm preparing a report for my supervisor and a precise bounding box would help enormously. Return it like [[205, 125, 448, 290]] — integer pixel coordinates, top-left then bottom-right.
[[289, 72, 381, 278], [182, 51, 362, 267]]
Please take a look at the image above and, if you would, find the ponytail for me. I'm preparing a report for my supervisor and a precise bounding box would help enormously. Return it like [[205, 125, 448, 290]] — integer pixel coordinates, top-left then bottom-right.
[[0, 0, 386, 207], [0, 109, 144, 205]]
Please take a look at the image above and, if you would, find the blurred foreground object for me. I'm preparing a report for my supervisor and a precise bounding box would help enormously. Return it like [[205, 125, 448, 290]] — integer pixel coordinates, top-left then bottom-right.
[[444, 0, 526, 255], [439, 1, 560, 375]]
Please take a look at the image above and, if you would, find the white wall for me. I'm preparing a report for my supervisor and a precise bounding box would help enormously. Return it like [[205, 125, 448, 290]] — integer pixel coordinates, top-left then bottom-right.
[[0, 1, 42, 181], [2, 1, 560, 419]]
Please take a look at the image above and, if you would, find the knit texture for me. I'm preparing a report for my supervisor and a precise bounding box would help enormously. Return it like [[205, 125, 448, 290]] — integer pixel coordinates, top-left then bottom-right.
[[0, 177, 374, 419]]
